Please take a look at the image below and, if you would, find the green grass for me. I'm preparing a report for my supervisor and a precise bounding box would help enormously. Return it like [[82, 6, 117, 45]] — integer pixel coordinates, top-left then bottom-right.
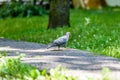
[[0, 55, 114, 80], [0, 56, 78, 80], [0, 8, 120, 58]]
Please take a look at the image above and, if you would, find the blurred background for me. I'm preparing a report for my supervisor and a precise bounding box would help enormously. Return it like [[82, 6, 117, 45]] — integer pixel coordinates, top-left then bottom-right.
[[0, 0, 120, 18]]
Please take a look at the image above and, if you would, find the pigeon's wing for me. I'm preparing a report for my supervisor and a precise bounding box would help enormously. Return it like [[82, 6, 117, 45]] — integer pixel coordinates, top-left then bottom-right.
[[47, 35, 67, 48], [47, 32, 70, 49], [53, 36, 67, 45]]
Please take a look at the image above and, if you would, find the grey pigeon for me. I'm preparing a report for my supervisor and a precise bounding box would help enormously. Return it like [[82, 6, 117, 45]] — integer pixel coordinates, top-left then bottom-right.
[[47, 32, 70, 49]]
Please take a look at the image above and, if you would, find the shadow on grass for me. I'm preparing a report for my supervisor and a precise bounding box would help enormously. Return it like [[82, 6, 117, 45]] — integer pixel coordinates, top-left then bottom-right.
[[0, 38, 120, 72]]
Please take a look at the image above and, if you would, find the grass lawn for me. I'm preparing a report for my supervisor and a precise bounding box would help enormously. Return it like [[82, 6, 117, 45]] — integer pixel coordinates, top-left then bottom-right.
[[0, 8, 120, 58]]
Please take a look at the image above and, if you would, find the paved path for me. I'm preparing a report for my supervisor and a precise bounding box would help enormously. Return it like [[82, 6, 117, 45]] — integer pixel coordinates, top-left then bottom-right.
[[0, 38, 120, 79]]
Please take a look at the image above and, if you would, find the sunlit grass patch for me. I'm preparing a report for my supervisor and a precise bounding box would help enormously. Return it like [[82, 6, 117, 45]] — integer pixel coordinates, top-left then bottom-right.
[[0, 56, 116, 80], [0, 56, 78, 80], [102, 46, 120, 57]]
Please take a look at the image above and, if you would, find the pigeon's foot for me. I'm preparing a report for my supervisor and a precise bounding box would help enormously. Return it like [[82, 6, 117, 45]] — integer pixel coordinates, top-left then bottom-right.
[[46, 47, 71, 51], [51, 47, 68, 51], [51, 49, 63, 51]]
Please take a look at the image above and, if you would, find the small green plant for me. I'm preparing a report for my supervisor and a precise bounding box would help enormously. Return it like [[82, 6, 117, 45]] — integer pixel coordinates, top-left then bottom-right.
[[0, 51, 8, 57], [48, 65, 78, 80], [0, 56, 45, 80], [88, 67, 115, 80], [102, 67, 115, 80], [0, 1, 47, 19], [0, 56, 78, 80]]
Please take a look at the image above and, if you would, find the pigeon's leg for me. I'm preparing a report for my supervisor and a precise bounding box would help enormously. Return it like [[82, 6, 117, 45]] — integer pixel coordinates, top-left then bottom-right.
[[58, 46, 60, 50], [63, 44, 67, 48], [65, 44, 67, 48]]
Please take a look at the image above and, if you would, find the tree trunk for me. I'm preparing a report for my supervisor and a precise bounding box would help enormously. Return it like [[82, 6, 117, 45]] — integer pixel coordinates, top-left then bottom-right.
[[48, 0, 70, 29], [33, 0, 37, 5], [101, 0, 107, 7]]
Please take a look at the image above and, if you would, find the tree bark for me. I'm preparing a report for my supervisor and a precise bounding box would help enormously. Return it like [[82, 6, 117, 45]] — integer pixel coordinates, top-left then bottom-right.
[[33, 0, 37, 5], [48, 0, 70, 29], [101, 0, 107, 7]]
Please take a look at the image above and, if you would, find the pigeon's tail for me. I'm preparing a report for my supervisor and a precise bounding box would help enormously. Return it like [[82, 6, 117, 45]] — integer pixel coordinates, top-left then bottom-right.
[[47, 43, 53, 49], [47, 45, 51, 49]]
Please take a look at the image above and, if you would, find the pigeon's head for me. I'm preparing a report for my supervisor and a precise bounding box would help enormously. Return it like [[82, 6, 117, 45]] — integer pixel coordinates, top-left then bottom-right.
[[66, 32, 70, 37], [66, 32, 70, 35]]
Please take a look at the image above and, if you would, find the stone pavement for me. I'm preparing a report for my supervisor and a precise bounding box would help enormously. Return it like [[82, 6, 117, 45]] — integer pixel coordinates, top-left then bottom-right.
[[0, 38, 120, 80]]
